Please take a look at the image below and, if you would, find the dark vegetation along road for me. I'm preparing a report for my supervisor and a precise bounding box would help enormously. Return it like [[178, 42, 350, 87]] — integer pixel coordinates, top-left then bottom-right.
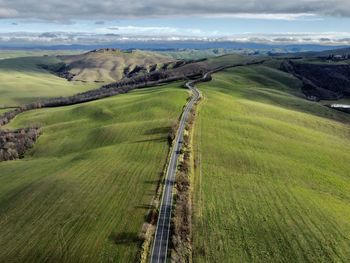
[[0, 54, 262, 163], [150, 73, 207, 263]]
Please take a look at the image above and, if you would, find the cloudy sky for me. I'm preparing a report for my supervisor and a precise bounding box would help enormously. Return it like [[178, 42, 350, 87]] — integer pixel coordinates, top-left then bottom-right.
[[0, 0, 350, 45]]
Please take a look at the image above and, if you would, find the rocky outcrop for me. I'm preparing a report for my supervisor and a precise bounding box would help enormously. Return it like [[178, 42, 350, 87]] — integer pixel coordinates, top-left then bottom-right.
[[125, 65, 147, 78]]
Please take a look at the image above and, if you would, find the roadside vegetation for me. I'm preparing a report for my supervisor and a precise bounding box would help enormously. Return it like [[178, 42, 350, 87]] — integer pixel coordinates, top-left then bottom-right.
[[0, 84, 187, 263], [193, 64, 350, 262], [171, 105, 198, 263]]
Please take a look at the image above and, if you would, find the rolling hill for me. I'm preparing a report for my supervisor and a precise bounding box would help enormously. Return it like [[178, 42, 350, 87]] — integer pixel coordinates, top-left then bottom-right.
[[57, 49, 174, 83], [0, 55, 98, 107], [1, 48, 349, 263], [0, 83, 188, 262], [192, 64, 350, 262]]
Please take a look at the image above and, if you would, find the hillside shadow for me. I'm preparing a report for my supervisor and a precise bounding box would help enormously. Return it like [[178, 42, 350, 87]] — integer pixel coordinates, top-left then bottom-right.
[[143, 179, 159, 185], [219, 65, 350, 123], [132, 137, 167, 143], [242, 86, 350, 123], [144, 126, 170, 135], [109, 232, 139, 246], [0, 56, 57, 72], [134, 204, 154, 210]]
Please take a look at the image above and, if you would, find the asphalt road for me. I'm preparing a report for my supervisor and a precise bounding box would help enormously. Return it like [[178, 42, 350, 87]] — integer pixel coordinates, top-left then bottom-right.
[[150, 75, 203, 263]]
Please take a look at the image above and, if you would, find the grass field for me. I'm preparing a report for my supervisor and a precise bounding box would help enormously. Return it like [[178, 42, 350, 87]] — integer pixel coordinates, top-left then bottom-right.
[[0, 56, 98, 107], [0, 84, 188, 262], [0, 50, 82, 60], [0, 108, 14, 115], [161, 49, 237, 60], [193, 65, 350, 262]]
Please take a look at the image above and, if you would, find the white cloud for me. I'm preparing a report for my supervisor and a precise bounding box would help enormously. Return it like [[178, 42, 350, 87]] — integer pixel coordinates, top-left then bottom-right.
[[103, 25, 207, 36], [1, 31, 350, 46], [106, 26, 179, 34], [223, 32, 350, 45], [214, 13, 321, 21]]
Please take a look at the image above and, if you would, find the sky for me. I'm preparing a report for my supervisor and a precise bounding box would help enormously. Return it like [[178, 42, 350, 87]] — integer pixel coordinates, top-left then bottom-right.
[[0, 0, 350, 45]]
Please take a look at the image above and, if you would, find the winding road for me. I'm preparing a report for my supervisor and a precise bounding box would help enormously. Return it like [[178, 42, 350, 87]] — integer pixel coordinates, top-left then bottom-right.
[[150, 74, 206, 263]]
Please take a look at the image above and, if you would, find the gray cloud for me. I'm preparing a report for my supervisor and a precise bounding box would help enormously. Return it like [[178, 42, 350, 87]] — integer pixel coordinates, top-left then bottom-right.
[[1, 31, 350, 46], [0, 7, 18, 18], [0, 0, 350, 20], [39, 32, 58, 38]]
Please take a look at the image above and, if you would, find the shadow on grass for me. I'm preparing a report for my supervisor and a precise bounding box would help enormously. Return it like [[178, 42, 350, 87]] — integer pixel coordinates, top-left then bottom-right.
[[143, 179, 159, 185], [132, 137, 167, 143], [134, 204, 154, 210], [109, 232, 140, 246], [143, 126, 170, 135]]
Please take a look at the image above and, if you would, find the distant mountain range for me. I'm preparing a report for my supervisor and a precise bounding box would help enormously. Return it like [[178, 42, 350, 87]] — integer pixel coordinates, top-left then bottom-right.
[[0, 32, 349, 53], [0, 40, 348, 54]]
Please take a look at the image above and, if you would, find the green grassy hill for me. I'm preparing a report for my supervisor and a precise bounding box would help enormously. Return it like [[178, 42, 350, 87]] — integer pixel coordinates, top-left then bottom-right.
[[161, 49, 239, 60], [0, 50, 82, 60], [0, 84, 187, 262], [193, 65, 350, 262], [0, 56, 98, 107]]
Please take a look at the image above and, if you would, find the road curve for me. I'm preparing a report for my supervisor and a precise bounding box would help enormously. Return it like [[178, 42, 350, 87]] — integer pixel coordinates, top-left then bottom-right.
[[150, 74, 206, 263]]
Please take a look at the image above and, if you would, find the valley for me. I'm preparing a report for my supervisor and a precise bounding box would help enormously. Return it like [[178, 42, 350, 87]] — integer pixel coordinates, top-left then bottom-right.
[[0, 48, 350, 263], [0, 82, 188, 262]]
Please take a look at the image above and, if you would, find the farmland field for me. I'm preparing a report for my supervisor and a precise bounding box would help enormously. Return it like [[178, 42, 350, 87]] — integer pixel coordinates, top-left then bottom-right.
[[193, 65, 350, 262], [0, 56, 98, 107], [0, 83, 187, 262], [0, 50, 82, 60]]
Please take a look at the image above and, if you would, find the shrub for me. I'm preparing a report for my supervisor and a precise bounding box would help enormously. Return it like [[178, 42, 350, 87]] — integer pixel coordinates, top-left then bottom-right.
[[0, 127, 42, 162]]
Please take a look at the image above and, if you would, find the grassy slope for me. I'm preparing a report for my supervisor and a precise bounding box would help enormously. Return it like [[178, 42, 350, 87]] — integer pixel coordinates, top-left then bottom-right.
[[161, 49, 238, 60], [203, 54, 259, 69], [0, 84, 187, 263], [0, 109, 12, 114], [193, 65, 350, 262], [0, 50, 82, 60], [0, 56, 98, 107]]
